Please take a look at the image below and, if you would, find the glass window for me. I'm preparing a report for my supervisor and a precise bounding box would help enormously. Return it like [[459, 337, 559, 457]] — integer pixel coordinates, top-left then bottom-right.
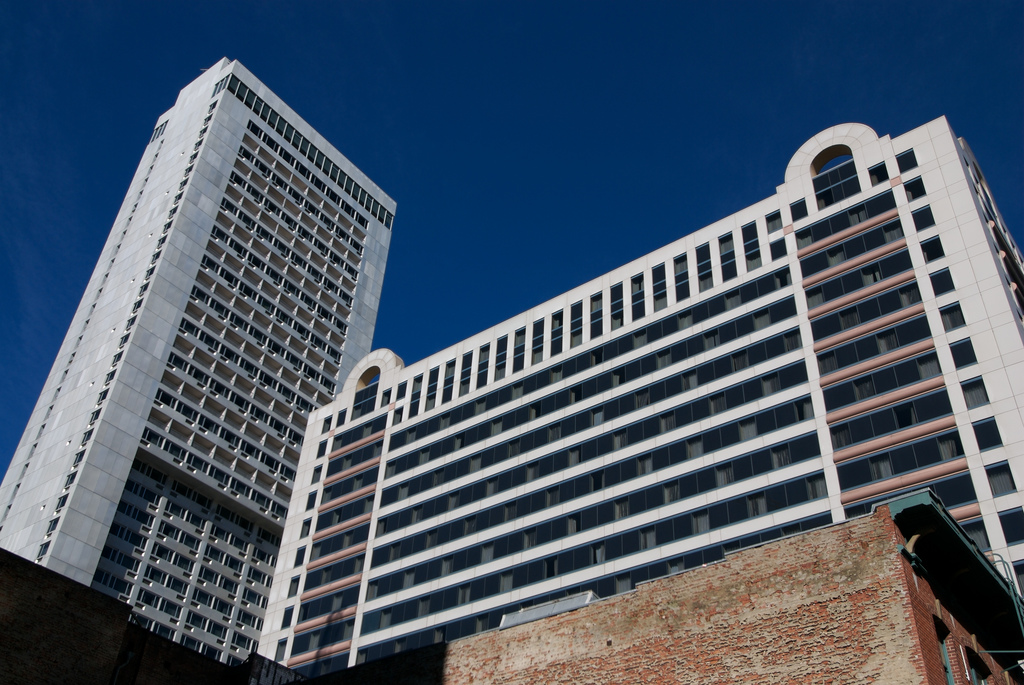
[[930, 268, 955, 295], [770, 238, 787, 261], [719, 233, 737, 282], [697, 243, 713, 292], [766, 211, 783, 233], [589, 293, 603, 338], [631, 273, 646, 320], [673, 254, 690, 302], [912, 206, 935, 231], [999, 508, 1024, 545], [610, 283, 624, 330], [570, 301, 584, 347], [986, 462, 1016, 496], [904, 177, 926, 201], [940, 303, 965, 331], [652, 264, 668, 311], [868, 162, 889, 186], [950, 339, 977, 368], [961, 378, 989, 408], [895, 149, 918, 173], [742, 222, 761, 271], [974, 418, 1002, 451], [790, 199, 808, 222], [921, 236, 945, 262]]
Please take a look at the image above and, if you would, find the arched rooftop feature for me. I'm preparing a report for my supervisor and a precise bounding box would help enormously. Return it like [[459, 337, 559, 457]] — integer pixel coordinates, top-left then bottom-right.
[[341, 349, 405, 399], [785, 123, 879, 184]]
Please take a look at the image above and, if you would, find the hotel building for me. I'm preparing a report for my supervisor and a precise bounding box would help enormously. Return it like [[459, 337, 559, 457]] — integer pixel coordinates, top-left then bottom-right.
[[0, 59, 395, 662], [261, 118, 1024, 676]]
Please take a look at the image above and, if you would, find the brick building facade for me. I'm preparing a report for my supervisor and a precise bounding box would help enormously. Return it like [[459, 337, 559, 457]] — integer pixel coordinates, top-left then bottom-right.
[[3, 491, 1020, 683]]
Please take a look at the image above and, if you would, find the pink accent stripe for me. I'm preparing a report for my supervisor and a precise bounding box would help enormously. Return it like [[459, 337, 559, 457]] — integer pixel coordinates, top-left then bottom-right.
[[318, 484, 377, 514], [949, 503, 982, 521], [326, 430, 385, 461], [813, 304, 925, 353], [312, 513, 373, 543], [832, 416, 957, 464], [323, 456, 381, 487], [819, 340, 935, 388], [796, 208, 900, 259], [299, 573, 363, 603], [802, 238, 907, 288], [305, 542, 368, 572], [807, 272, 915, 320], [839, 458, 967, 504], [293, 606, 358, 634], [287, 639, 351, 668], [825, 377, 945, 424]]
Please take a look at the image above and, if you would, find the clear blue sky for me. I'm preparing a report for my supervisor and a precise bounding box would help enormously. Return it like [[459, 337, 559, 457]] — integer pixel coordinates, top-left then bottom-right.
[[1, 1, 1021, 479]]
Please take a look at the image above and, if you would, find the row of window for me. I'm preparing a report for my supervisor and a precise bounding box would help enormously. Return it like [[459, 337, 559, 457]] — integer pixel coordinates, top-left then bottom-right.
[[372, 395, 816, 567], [353, 513, 832, 666], [381, 322, 803, 508], [369, 433, 820, 596], [377, 328, 802, 519], [361, 471, 829, 635], [383, 295, 799, 486], [806, 249, 912, 310], [223, 75, 393, 228], [811, 282, 920, 342], [830, 389, 952, 450], [386, 268, 793, 433], [799, 217, 903, 278], [823, 351, 940, 411], [817, 314, 931, 376]]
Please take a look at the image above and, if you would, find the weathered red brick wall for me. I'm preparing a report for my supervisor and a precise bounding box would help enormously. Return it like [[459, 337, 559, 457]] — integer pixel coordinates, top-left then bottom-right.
[[439, 509, 925, 684]]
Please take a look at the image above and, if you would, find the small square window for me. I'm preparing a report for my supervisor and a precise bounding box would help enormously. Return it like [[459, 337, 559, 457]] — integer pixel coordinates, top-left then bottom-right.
[[904, 177, 926, 201], [949, 339, 977, 368], [294, 546, 306, 567], [770, 239, 787, 260], [766, 211, 783, 233], [961, 377, 989, 408], [287, 576, 300, 598], [987, 462, 1017, 496], [912, 206, 935, 231], [790, 199, 808, 222], [275, 639, 288, 662], [940, 303, 966, 332], [999, 508, 1024, 546], [896, 149, 918, 173], [930, 268, 955, 295], [305, 491, 317, 510], [868, 162, 889, 186], [921, 236, 945, 262], [974, 418, 1002, 451]]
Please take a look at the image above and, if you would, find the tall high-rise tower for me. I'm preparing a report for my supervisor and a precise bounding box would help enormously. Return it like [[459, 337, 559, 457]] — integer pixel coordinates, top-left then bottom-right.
[[0, 59, 395, 662]]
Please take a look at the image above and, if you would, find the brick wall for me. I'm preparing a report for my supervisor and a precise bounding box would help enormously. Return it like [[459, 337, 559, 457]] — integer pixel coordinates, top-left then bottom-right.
[[438, 510, 924, 684]]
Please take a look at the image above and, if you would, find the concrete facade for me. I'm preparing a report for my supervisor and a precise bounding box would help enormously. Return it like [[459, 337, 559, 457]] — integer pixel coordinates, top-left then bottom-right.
[[263, 118, 1024, 674], [0, 58, 395, 663]]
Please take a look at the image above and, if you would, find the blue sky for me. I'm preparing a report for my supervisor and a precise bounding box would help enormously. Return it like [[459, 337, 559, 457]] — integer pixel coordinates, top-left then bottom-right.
[[0, 1, 1021, 478]]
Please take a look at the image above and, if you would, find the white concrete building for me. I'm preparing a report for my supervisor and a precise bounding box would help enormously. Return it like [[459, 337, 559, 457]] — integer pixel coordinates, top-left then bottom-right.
[[260, 118, 1024, 676], [0, 58, 395, 663]]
